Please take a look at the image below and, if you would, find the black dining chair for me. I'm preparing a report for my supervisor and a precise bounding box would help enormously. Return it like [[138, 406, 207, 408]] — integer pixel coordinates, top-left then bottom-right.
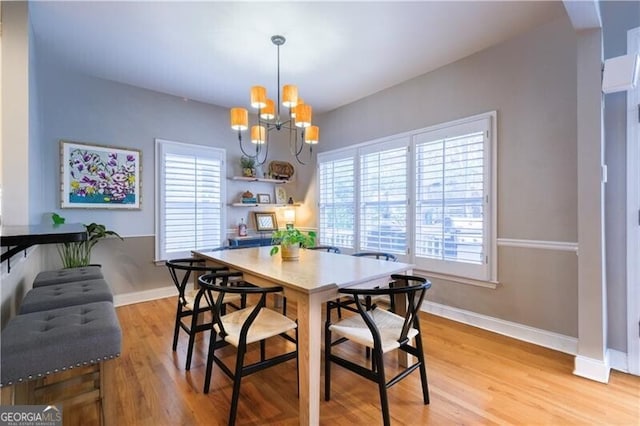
[[199, 271, 298, 426], [306, 245, 341, 254], [166, 258, 245, 370], [324, 274, 431, 426], [352, 251, 398, 262], [329, 251, 399, 320]]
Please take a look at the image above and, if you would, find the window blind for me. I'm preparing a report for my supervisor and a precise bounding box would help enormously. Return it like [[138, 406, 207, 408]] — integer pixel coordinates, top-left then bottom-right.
[[359, 143, 408, 254], [156, 140, 225, 260], [318, 153, 355, 249], [415, 125, 487, 274]]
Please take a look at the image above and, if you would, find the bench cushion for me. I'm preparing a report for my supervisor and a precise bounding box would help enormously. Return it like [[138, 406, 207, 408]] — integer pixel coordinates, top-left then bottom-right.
[[19, 279, 113, 314], [33, 266, 104, 288], [1, 301, 121, 386]]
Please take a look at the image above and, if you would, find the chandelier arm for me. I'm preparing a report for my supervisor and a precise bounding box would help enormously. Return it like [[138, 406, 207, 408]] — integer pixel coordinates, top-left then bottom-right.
[[255, 133, 269, 167], [238, 133, 263, 160], [290, 127, 308, 165]]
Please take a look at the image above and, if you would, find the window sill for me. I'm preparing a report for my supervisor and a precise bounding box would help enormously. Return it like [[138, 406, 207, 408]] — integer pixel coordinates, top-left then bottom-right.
[[412, 269, 499, 289]]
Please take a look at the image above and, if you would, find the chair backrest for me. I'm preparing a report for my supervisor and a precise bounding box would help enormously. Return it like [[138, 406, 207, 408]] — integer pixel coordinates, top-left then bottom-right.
[[338, 274, 431, 347], [198, 272, 283, 342], [352, 252, 398, 262], [307, 246, 341, 254], [165, 258, 228, 306]]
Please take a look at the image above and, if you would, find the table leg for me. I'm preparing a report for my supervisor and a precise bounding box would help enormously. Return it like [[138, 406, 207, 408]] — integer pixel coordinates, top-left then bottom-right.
[[295, 291, 324, 426]]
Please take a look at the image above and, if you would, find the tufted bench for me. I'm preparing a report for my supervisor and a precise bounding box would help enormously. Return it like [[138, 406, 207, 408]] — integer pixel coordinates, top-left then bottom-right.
[[19, 279, 113, 314], [32, 266, 104, 288], [1, 301, 121, 423]]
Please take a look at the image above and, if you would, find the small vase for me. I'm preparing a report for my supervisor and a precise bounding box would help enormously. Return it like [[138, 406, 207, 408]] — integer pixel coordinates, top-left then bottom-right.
[[280, 244, 300, 261]]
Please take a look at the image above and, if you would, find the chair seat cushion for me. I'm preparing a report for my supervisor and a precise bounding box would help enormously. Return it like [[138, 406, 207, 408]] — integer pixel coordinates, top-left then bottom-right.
[[215, 306, 297, 346], [1, 301, 121, 386], [329, 308, 419, 353], [19, 279, 113, 314], [32, 266, 104, 287]]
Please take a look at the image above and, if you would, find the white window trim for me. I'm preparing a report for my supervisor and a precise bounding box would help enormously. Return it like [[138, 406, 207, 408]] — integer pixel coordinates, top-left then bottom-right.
[[154, 138, 226, 261], [626, 27, 640, 376], [317, 111, 497, 285]]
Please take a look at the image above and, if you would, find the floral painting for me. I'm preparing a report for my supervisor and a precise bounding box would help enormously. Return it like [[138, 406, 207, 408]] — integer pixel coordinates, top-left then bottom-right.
[[60, 141, 141, 209]]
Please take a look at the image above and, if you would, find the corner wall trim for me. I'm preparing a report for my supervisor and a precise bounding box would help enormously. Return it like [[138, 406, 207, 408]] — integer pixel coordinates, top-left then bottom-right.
[[113, 286, 176, 307], [607, 349, 628, 373], [574, 354, 611, 383], [421, 300, 578, 355]]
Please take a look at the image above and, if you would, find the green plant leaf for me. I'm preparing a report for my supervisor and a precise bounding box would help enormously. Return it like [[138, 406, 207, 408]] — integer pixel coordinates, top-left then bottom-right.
[[270, 246, 279, 256], [51, 213, 66, 225]]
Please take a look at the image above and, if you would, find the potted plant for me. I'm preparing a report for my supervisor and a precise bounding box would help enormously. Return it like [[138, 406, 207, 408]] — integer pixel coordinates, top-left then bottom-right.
[[240, 156, 256, 177], [52, 213, 123, 268], [270, 228, 316, 261]]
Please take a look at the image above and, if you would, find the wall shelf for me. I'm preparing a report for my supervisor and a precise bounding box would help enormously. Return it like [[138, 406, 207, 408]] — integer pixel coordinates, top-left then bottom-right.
[[230, 176, 289, 184], [229, 203, 301, 207]]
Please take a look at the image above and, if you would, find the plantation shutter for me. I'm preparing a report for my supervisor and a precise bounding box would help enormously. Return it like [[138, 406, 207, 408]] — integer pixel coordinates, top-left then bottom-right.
[[317, 151, 356, 249], [414, 118, 490, 280], [359, 138, 409, 254], [156, 140, 226, 260]]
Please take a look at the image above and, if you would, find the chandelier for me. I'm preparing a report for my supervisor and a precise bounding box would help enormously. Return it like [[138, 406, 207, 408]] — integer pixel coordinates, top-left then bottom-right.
[[230, 35, 319, 166]]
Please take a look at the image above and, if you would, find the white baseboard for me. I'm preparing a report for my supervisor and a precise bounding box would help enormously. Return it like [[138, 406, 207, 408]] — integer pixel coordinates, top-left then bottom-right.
[[607, 349, 628, 373], [113, 285, 176, 307], [574, 354, 611, 383], [421, 300, 578, 355]]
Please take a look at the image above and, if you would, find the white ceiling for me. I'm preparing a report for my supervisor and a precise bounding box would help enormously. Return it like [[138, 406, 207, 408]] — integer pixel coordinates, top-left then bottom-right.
[[29, 1, 566, 114]]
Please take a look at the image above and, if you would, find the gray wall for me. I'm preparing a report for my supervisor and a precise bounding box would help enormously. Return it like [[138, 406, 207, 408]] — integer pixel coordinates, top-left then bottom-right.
[[30, 43, 310, 295], [601, 0, 640, 352], [315, 16, 579, 335]]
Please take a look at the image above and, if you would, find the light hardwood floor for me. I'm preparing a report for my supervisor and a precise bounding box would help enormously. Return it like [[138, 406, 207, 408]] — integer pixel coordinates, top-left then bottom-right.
[[68, 296, 638, 425]]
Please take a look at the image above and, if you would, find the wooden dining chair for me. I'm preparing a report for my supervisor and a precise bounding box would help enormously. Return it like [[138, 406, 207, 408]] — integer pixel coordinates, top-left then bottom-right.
[[199, 272, 298, 426], [165, 258, 244, 371], [324, 274, 431, 426]]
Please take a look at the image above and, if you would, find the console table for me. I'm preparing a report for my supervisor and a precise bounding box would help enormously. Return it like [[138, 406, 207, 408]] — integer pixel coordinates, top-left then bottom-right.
[[228, 235, 273, 247], [1, 223, 87, 272]]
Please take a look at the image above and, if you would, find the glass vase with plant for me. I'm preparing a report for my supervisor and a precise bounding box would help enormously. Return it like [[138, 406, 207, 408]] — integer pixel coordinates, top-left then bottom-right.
[[240, 156, 256, 177], [52, 213, 123, 268], [270, 228, 316, 260]]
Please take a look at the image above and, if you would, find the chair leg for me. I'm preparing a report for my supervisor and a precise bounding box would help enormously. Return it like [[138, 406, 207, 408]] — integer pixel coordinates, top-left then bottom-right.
[[229, 346, 246, 426], [374, 350, 391, 426], [172, 304, 182, 351], [185, 309, 199, 370], [203, 331, 218, 394], [324, 323, 332, 401], [414, 334, 430, 404], [260, 340, 266, 362]]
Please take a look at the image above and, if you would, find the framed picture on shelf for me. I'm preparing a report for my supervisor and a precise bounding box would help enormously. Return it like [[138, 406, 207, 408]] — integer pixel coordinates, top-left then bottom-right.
[[254, 212, 278, 232], [275, 186, 287, 204], [60, 140, 141, 209], [257, 193, 271, 204]]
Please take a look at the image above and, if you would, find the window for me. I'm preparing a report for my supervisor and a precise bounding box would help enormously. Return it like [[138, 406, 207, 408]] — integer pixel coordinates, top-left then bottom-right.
[[155, 139, 226, 261], [317, 151, 356, 249], [360, 138, 409, 254], [414, 117, 492, 280], [317, 112, 496, 282]]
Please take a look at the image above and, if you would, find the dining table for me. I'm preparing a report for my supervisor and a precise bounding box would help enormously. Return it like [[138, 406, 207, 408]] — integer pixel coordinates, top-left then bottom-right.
[[192, 246, 414, 426]]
